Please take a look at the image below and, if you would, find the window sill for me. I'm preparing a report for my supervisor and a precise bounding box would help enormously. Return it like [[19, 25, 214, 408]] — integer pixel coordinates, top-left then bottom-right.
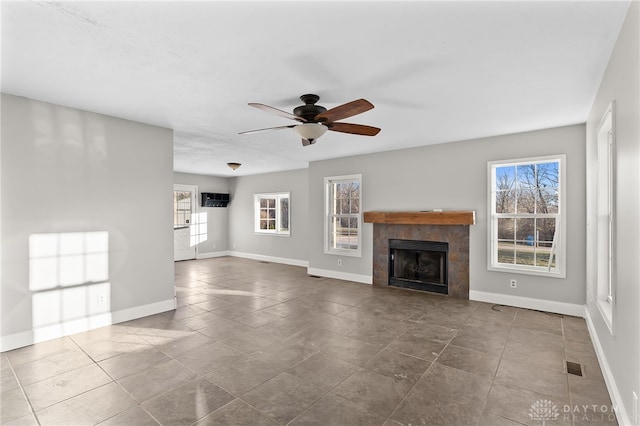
[[597, 299, 614, 335], [255, 232, 290, 237], [325, 249, 362, 258], [488, 264, 565, 279]]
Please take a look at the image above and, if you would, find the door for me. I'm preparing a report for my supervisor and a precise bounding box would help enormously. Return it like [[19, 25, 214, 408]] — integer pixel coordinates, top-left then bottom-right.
[[173, 184, 197, 261]]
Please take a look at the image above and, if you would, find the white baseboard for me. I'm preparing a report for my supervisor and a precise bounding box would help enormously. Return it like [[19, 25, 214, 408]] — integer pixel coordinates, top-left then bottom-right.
[[228, 251, 309, 268], [469, 290, 585, 317], [1, 298, 176, 352], [584, 309, 632, 426], [111, 298, 176, 324], [306, 267, 372, 285], [196, 251, 231, 260]]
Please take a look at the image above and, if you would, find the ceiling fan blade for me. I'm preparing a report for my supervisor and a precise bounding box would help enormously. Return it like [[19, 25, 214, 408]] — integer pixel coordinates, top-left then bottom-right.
[[238, 125, 295, 135], [248, 103, 307, 122], [315, 99, 374, 123], [328, 122, 381, 136]]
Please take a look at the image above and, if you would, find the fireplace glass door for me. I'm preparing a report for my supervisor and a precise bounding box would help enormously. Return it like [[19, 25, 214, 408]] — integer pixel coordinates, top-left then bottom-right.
[[389, 239, 448, 294]]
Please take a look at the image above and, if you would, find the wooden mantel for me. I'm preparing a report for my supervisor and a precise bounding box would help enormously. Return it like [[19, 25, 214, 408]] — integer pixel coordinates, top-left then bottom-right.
[[363, 211, 476, 225]]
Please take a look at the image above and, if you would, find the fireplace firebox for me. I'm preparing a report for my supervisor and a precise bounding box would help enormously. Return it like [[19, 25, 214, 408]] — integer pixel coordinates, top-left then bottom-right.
[[389, 239, 448, 294]]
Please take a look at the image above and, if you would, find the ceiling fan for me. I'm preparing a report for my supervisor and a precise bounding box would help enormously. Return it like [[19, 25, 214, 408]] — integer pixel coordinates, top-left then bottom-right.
[[239, 94, 381, 146]]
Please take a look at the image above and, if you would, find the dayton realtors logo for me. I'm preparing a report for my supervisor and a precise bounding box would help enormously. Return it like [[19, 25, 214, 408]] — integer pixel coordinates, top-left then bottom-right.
[[529, 399, 617, 424], [529, 399, 560, 425]]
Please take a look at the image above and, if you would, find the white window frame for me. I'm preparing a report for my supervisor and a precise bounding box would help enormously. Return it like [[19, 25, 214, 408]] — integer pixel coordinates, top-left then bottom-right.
[[488, 155, 566, 278], [595, 101, 616, 334], [324, 174, 362, 257], [254, 192, 290, 237]]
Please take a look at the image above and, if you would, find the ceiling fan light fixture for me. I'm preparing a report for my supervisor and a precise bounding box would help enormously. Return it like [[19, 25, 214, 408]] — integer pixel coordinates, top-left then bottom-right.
[[294, 123, 328, 143], [227, 162, 241, 170]]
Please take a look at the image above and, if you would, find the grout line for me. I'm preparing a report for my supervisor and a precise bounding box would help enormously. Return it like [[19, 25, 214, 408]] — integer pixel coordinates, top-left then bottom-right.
[[4, 355, 41, 426]]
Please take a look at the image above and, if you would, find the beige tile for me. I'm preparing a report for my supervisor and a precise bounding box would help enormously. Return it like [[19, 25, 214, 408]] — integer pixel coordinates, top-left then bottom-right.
[[502, 340, 565, 373], [485, 383, 571, 426], [23, 363, 112, 411], [1, 356, 20, 392], [234, 310, 282, 328], [387, 332, 447, 361], [495, 358, 569, 398], [153, 331, 215, 357], [478, 411, 525, 426], [508, 327, 564, 348], [142, 378, 234, 425], [194, 399, 278, 426], [437, 344, 501, 378], [97, 405, 160, 426], [347, 322, 408, 346], [321, 335, 386, 366], [417, 363, 493, 410], [13, 348, 93, 385], [180, 312, 231, 330], [365, 348, 431, 385], [249, 343, 317, 371], [1, 388, 32, 424], [288, 352, 358, 390], [219, 328, 285, 354], [117, 359, 198, 402], [568, 375, 614, 408], [74, 338, 153, 362], [241, 372, 325, 424], [205, 357, 280, 395], [5, 337, 79, 367], [333, 368, 411, 417], [175, 341, 245, 374], [99, 347, 170, 380], [513, 310, 563, 336], [391, 387, 483, 426], [35, 382, 135, 425], [290, 393, 387, 426], [1, 413, 39, 426]]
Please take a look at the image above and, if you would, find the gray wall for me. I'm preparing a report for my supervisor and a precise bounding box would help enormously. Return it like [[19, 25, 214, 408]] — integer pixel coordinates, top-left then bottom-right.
[[308, 124, 586, 305], [585, 1, 639, 422], [227, 168, 309, 264], [174, 172, 229, 256], [1, 94, 175, 349]]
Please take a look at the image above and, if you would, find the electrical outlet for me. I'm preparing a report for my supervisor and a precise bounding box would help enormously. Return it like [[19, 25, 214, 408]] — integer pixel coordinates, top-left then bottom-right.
[[337, 259, 342, 267], [509, 279, 517, 288], [98, 294, 105, 304]]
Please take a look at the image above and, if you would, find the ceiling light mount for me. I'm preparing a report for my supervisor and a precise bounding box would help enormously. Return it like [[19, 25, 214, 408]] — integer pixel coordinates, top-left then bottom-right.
[[227, 162, 241, 170]]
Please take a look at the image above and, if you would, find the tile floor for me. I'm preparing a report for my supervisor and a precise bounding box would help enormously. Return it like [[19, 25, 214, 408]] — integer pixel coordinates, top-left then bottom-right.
[[1, 257, 617, 425]]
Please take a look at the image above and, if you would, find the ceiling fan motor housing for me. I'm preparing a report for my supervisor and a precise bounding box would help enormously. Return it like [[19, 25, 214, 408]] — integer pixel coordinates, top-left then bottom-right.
[[294, 94, 326, 122]]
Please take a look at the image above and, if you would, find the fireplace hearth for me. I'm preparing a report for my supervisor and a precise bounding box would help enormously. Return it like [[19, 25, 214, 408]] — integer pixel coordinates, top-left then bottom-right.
[[389, 239, 448, 294]]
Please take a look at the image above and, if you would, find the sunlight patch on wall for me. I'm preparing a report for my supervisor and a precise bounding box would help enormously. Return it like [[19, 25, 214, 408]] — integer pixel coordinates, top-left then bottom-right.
[[29, 232, 111, 341]]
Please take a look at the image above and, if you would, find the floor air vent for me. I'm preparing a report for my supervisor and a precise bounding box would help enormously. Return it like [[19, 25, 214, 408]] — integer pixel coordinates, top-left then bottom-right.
[[566, 361, 583, 376]]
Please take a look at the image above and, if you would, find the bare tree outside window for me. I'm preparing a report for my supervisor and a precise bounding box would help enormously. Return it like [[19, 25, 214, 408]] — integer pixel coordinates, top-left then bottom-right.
[[490, 157, 564, 276]]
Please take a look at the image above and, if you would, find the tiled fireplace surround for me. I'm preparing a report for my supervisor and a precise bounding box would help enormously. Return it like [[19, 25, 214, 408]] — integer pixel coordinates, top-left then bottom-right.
[[371, 223, 470, 299]]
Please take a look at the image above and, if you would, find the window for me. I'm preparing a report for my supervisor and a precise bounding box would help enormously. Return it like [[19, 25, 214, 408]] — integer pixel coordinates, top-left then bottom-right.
[[325, 174, 362, 257], [488, 155, 565, 277], [254, 193, 290, 236], [595, 102, 615, 333], [173, 190, 192, 229]]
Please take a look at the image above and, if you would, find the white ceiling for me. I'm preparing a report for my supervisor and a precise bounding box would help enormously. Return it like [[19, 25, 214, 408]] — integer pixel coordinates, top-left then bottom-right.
[[1, 1, 630, 177]]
